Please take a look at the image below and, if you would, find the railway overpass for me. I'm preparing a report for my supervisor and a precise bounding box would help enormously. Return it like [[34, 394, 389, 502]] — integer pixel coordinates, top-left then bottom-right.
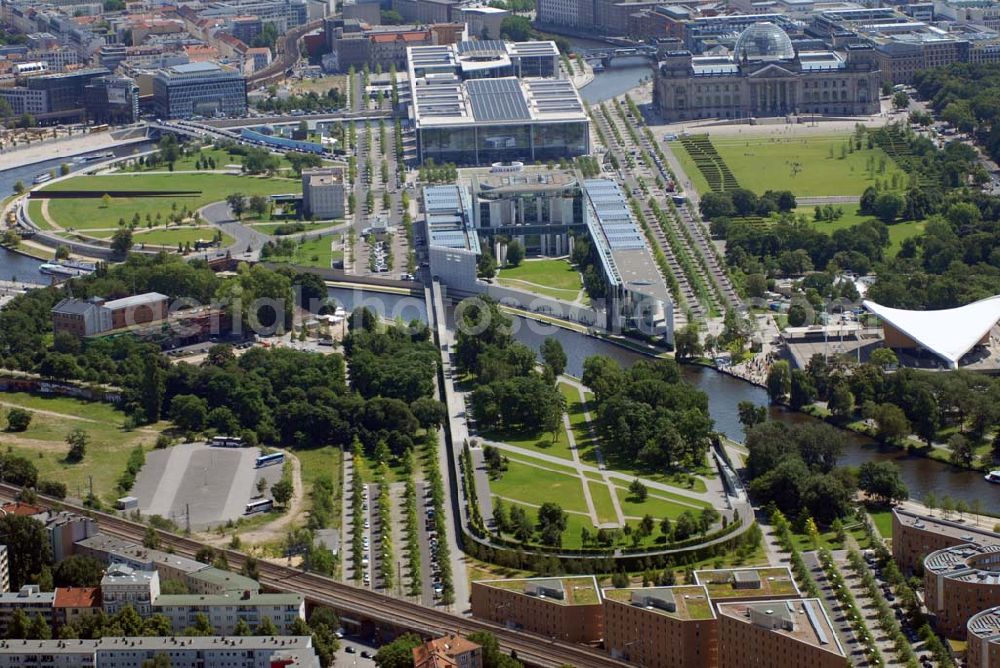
[[0, 484, 628, 668]]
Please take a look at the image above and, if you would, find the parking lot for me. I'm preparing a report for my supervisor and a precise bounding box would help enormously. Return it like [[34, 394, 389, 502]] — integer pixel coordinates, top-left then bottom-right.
[[130, 442, 283, 530]]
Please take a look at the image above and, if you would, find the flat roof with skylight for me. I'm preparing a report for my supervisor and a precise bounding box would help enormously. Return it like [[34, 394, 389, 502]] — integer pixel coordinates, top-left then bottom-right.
[[694, 566, 801, 599], [475, 576, 601, 606], [717, 598, 846, 658], [602, 585, 715, 620]]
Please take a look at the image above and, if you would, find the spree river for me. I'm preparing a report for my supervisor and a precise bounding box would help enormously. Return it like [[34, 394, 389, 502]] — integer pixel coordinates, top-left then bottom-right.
[[0, 140, 154, 284], [328, 286, 994, 505]]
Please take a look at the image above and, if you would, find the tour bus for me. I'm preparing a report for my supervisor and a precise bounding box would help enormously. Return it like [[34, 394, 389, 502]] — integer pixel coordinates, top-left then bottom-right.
[[245, 498, 274, 514], [255, 452, 284, 468], [211, 435, 244, 448]]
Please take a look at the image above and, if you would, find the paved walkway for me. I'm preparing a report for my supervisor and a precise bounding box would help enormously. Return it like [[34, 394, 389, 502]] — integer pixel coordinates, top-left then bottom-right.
[[559, 378, 623, 527], [560, 410, 604, 527]]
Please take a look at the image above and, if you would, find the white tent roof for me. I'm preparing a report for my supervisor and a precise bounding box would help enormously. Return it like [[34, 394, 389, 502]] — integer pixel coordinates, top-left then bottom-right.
[[863, 295, 1000, 368]]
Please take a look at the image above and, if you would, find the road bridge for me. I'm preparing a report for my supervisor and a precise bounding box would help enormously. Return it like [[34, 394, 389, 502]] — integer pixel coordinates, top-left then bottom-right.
[[581, 45, 658, 67]]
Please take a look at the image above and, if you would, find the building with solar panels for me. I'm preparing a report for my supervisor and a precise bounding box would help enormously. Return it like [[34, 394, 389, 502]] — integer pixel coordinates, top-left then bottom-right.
[[423, 173, 674, 342], [407, 41, 589, 165]]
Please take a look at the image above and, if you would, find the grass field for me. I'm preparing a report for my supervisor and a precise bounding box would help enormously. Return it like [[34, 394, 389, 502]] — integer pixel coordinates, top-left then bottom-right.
[[0, 392, 164, 503], [587, 480, 618, 524], [482, 423, 574, 461], [615, 486, 708, 520], [265, 234, 344, 269], [673, 134, 907, 197], [42, 173, 299, 231], [294, 446, 343, 529], [792, 207, 924, 256], [868, 509, 893, 539], [26, 200, 52, 230], [496, 259, 583, 302], [490, 458, 589, 514]]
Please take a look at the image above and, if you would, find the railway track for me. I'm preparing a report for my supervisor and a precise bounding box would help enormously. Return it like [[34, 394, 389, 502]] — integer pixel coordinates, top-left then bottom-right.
[[0, 485, 626, 668]]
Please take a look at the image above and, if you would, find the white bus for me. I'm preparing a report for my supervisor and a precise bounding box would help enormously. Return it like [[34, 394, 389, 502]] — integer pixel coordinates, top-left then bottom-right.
[[245, 498, 274, 514]]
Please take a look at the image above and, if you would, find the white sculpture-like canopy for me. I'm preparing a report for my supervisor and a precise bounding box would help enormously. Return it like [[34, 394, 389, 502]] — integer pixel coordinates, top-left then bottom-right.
[[863, 295, 1000, 368]]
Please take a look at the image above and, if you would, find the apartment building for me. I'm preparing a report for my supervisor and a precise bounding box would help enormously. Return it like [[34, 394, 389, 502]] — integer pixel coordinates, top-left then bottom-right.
[[0, 586, 55, 635], [602, 586, 718, 667], [52, 587, 101, 628], [716, 599, 847, 668], [0, 547, 8, 594], [412, 634, 483, 668], [0, 636, 319, 667], [923, 542, 1000, 638], [470, 577, 604, 643], [891, 507, 1000, 575], [101, 564, 160, 617], [968, 606, 1000, 668], [152, 592, 306, 635]]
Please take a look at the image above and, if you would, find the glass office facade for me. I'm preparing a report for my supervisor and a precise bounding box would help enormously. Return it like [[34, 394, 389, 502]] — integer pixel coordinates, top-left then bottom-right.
[[418, 121, 589, 165]]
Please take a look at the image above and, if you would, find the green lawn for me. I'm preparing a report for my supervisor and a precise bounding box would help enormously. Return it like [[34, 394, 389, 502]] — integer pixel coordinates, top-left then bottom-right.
[[587, 480, 618, 525], [294, 446, 343, 529], [134, 227, 234, 247], [794, 207, 924, 256], [869, 510, 893, 539], [615, 486, 708, 520], [265, 234, 344, 269], [26, 200, 52, 230], [41, 173, 299, 232], [496, 259, 583, 302], [482, 424, 574, 461], [673, 134, 907, 197], [490, 458, 589, 514], [0, 392, 164, 503]]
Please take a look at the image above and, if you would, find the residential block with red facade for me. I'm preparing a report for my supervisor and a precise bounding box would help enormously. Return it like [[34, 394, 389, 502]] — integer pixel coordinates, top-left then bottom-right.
[[716, 598, 846, 668], [602, 585, 717, 667], [924, 543, 1000, 638], [968, 606, 1000, 668], [470, 577, 603, 644]]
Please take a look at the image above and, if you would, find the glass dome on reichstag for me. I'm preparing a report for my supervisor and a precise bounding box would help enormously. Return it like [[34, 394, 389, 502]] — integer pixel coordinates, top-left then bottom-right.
[[734, 22, 796, 61]]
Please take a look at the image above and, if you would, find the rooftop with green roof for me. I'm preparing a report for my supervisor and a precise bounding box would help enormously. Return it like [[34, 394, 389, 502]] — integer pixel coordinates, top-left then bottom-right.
[[693, 567, 799, 599], [476, 577, 601, 606], [602, 585, 715, 620]]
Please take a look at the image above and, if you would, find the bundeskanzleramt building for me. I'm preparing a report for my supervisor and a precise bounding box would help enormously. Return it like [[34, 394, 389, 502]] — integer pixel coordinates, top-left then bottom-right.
[[602, 586, 718, 667], [302, 167, 346, 220], [423, 174, 674, 342], [152, 61, 247, 119], [470, 577, 604, 643], [407, 41, 589, 165], [716, 599, 846, 668], [654, 22, 881, 121]]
